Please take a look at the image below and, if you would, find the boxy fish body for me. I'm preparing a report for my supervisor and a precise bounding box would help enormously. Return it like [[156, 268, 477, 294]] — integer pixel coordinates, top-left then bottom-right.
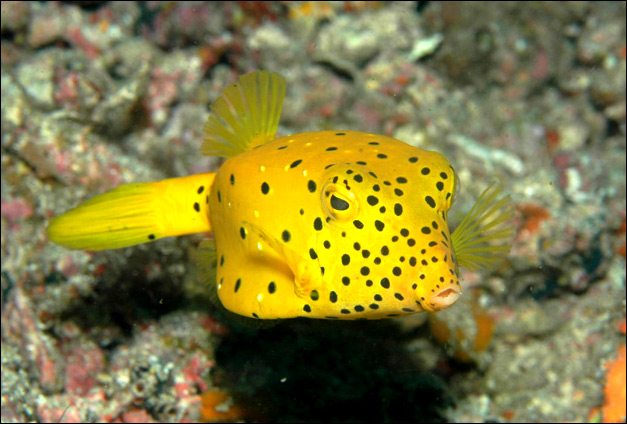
[[48, 71, 514, 320]]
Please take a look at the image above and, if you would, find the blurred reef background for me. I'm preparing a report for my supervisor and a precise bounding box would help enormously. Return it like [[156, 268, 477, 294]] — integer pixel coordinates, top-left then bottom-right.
[[1, 1, 625, 422]]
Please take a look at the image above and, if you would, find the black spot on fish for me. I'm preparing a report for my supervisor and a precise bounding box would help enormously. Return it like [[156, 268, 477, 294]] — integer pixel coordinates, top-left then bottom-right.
[[425, 195, 436, 208], [367, 195, 379, 206], [261, 182, 270, 194], [308, 180, 317, 193]]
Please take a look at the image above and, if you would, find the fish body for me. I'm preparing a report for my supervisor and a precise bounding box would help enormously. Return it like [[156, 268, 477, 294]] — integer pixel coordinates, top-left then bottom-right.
[[211, 130, 459, 318], [48, 71, 513, 320]]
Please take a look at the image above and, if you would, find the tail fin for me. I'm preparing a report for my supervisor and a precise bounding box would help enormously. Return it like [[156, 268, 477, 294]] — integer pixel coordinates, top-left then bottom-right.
[[202, 71, 286, 158], [47, 173, 215, 251]]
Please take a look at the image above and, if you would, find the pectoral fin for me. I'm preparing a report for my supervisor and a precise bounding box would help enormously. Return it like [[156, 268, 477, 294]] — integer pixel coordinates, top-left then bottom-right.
[[243, 221, 322, 298]]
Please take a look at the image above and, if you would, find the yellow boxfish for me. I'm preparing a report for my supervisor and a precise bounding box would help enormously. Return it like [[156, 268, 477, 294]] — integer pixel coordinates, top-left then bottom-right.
[[48, 71, 514, 320]]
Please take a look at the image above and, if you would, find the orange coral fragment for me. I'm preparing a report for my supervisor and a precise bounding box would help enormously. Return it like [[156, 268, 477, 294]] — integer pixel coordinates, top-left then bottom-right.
[[200, 389, 244, 423], [602, 344, 626, 423], [428, 298, 495, 363], [472, 308, 495, 352], [517, 203, 550, 235]]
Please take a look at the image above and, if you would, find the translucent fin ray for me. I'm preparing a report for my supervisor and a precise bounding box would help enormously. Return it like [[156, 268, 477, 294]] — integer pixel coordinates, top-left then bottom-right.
[[202, 71, 286, 158], [451, 182, 515, 271]]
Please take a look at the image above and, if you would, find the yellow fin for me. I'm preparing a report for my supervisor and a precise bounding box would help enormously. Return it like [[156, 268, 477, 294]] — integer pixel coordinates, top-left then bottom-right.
[[188, 239, 219, 302], [451, 182, 515, 271], [48, 173, 215, 251], [202, 71, 286, 158], [243, 221, 323, 297], [189, 239, 278, 329]]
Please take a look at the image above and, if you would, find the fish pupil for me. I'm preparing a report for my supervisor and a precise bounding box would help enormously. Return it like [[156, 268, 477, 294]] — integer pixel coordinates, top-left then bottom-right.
[[330, 194, 349, 211]]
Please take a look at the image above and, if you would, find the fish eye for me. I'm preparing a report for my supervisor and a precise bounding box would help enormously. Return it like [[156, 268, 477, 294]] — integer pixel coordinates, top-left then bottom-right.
[[321, 182, 359, 221], [330, 194, 350, 211]]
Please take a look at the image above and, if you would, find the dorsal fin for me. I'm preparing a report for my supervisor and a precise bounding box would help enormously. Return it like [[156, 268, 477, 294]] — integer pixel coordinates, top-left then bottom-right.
[[202, 71, 286, 158]]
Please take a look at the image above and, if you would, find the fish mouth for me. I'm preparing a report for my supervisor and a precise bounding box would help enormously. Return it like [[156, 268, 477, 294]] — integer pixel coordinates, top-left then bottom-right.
[[421, 286, 462, 312]]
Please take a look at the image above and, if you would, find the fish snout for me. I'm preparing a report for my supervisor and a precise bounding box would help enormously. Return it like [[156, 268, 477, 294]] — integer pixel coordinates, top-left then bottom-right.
[[425, 285, 461, 311], [414, 247, 462, 312]]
